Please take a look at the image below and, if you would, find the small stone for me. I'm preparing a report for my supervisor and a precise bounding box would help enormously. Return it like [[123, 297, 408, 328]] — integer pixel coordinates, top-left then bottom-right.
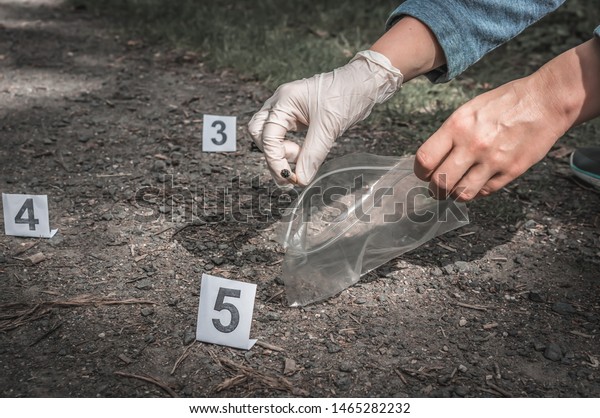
[[326, 342, 341, 353], [199, 164, 212, 175], [266, 312, 280, 321], [524, 219, 537, 229], [48, 235, 65, 247], [335, 375, 352, 391], [339, 362, 354, 373], [144, 335, 156, 343], [454, 261, 470, 273], [454, 386, 469, 397], [533, 341, 546, 352], [544, 343, 563, 362], [58, 349, 67, 356], [378, 294, 387, 302], [141, 307, 154, 317], [98, 332, 106, 339], [459, 317, 467, 327], [211, 257, 224, 266], [416, 286, 425, 294], [552, 302, 577, 315], [153, 160, 167, 172], [283, 358, 297, 376], [118, 354, 133, 364], [437, 375, 452, 385], [431, 267, 443, 277], [183, 329, 196, 345], [443, 265, 455, 275], [355, 298, 367, 305], [26, 252, 46, 265], [458, 364, 468, 373], [471, 244, 486, 254], [101, 212, 113, 221], [528, 291, 545, 303], [135, 279, 152, 290], [274, 276, 285, 285]]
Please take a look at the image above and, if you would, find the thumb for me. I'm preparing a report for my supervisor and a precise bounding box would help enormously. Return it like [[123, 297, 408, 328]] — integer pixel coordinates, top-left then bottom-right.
[[295, 119, 336, 186]]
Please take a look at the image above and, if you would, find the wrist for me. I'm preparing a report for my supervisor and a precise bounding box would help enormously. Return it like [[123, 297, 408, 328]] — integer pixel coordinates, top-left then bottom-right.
[[530, 38, 600, 131], [370, 16, 445, 81]]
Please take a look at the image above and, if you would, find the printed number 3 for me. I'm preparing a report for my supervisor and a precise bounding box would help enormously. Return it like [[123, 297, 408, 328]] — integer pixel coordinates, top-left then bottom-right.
[[15, 198, 39, 231], [212, 287, 240, 333], [211, 120, 227, 146]]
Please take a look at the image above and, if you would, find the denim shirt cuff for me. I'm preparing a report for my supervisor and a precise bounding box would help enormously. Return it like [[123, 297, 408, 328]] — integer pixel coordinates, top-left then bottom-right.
[[595, 25, 600, 38], [387, 0, 565, 83]]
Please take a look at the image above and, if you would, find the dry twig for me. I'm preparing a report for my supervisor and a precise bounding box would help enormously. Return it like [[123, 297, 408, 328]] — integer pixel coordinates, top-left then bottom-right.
[[0, 295, 154, 332], [456, 302, 490, 312], [171, 342, 197, 375], [394, 369, 408, 385], [487, 382, 512, 398], [255, 340, 285, 352], [213, 356, 307, 396], [114, 371, 178, 397], [29, 321, 63, 347]]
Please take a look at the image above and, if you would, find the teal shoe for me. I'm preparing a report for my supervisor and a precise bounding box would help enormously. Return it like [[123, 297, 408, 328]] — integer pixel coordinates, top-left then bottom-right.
[[570, 148, 600, 188]]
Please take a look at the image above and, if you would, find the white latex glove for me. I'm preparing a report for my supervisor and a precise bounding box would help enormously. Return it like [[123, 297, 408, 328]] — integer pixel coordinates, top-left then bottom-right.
[[248, 50, 403, 187]]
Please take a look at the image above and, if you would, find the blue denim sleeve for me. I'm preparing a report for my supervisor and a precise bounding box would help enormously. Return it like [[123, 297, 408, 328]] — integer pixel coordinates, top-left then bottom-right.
[[387, 0, 566, 83], [595, 25, 600, 38]]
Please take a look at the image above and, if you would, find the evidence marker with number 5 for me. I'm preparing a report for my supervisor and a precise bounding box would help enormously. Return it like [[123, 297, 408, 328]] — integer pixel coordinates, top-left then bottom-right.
[[196, 273, 257, 350]]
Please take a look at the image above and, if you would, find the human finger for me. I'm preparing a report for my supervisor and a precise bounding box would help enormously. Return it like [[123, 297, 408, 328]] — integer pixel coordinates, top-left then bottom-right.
[[294, 120, 336, 186], [450, 164, 496, 202], [426, 148, 475, 200], [261, 122, 301, 186], [414, 128, 454, 181]]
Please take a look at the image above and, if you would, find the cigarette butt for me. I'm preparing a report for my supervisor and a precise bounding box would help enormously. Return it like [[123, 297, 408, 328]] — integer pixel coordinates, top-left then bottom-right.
[[280, 169, 298, 185]]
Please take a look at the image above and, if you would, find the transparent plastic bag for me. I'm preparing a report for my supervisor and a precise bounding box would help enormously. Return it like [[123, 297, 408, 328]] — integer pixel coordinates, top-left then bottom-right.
[[275, 153, 469, 306]]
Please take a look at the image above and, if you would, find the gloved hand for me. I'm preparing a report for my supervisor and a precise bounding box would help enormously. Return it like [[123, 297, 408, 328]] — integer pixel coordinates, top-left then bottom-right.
[[248, 50, 403, 187]]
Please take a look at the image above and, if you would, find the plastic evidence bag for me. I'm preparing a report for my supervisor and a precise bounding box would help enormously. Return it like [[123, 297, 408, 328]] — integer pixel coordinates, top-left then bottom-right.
[[275, 153, 469, 306]]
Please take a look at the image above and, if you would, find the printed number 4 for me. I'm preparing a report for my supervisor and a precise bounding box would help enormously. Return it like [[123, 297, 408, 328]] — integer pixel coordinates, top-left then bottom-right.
[[15, 198, 39, 231], [212, 287, 240, 333], [211, 120, 227, 146]]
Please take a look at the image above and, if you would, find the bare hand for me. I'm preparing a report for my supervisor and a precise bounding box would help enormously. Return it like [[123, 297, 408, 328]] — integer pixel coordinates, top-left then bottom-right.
[[414, 75, 568, 201]]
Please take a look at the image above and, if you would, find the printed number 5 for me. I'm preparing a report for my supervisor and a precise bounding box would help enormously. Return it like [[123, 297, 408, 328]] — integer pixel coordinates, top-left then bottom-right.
[[212, 287, 240, 333], [211, 120, 227, 146]]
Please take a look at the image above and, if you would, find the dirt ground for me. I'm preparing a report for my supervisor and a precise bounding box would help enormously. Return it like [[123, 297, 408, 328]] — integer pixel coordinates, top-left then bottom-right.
[[1, 0, 599, 398]]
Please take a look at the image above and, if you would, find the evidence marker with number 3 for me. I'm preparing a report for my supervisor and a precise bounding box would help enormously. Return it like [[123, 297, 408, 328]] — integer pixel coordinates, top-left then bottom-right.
[[196, 273, 257, 350], [202, 114, 237, 152]]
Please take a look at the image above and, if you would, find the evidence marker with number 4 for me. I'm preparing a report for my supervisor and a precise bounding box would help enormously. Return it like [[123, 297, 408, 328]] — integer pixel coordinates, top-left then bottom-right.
[[280, 169, 298, 185]]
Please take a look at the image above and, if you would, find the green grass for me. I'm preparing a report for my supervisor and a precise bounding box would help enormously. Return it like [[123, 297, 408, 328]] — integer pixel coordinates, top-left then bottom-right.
[[71, 0, 395, 85], [70, 0, 599, 136]]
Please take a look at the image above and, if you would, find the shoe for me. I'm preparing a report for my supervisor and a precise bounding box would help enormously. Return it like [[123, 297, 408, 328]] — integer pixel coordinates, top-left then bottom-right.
[[570, 147, 600, 188]]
